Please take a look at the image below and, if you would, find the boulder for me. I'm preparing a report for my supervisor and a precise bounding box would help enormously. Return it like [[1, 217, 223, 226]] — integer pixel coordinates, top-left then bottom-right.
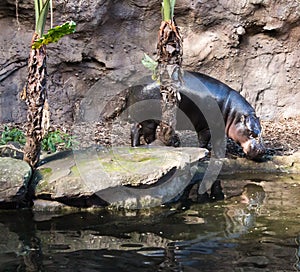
[[0, 157, 32, 208], [34, 147, 208, 209]]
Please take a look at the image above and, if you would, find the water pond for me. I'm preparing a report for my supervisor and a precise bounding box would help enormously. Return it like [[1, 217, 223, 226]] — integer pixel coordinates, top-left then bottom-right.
[[0, 174, 299, 271]]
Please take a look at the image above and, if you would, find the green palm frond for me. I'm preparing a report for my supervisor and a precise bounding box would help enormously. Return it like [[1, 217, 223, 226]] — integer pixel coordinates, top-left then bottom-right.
[[141, 53, 159, 80], [162, 0, 176, 21], [32, 21, 76, 49], [170, 0, 176, 19], [35, 0, 51, 37]]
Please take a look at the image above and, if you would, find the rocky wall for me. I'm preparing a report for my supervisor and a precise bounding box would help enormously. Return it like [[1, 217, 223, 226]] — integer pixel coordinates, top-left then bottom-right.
[[0, 0, 299, 125]]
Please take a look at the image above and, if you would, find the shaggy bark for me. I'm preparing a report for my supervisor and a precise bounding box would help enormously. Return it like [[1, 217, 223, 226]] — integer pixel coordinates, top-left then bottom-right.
[[22, 33, 49, 168], [157, 20, 183, 146]]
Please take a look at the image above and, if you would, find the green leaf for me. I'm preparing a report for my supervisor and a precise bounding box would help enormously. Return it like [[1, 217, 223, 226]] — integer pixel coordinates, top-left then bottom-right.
[[161, 0, 176, 21], [162, 0, 171, 21], [41, 130, 77, 152], [142, 53, 158, 71], [32, 21, 76, 49], [141, 53, 159, 81], [0, 126, 25, 145], [34, 0, 40, 27], [170, 0, 176, 19], [36, 0, 51, 37]]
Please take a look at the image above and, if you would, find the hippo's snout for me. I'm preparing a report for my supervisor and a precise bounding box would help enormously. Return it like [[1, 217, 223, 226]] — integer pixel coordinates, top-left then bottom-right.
[[241, 136, 266, 160]]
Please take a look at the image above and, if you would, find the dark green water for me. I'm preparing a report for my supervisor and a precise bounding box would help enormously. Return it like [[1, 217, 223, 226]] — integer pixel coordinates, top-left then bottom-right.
[[0, 174, 299, 271]]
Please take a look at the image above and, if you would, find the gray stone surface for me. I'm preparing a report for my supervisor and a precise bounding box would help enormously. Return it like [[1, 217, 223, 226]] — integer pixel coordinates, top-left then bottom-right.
[[0, 0, 300, 125], [34, 147, 208, 209], [0, 149, 299, 211], [0, 157, 31, 204], [220, 151, 300, 175], [194, 151, 300, 178]]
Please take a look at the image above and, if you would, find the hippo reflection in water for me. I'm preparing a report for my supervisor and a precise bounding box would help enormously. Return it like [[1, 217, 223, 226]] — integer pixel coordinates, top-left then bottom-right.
[[103, 71, 266, 160]]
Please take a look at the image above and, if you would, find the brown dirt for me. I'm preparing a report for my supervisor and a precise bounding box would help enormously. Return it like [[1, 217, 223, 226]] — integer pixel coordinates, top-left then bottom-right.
[[261, 117, 300, 156], [1, 116, 299, 157]]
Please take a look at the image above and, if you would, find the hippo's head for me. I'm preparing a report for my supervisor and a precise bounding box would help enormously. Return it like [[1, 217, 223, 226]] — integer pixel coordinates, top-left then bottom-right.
[[228, 114, 265, 160]]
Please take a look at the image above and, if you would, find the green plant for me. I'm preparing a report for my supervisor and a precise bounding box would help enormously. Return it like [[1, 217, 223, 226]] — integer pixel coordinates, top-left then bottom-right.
[[32, 21, 76, 49], [162, 0, 176, 21], [35, 0, 52, 38], [155, 0, 183, 145], [42, 130, 77, 152], [0, 127, 76, 153], [0, 126, 26, 145], [22, 0, 76, 168], [32, 0, 76, 50], [142, 53, 158, 80]]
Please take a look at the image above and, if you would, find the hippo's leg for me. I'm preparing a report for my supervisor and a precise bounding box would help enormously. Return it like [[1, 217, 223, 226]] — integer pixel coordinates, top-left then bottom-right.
[[141, 120, 158, 144], [209, 179, 224, 201], [131, 123, 142, 147], [131, 120, 158, 147], [197, 128, 211, 148]]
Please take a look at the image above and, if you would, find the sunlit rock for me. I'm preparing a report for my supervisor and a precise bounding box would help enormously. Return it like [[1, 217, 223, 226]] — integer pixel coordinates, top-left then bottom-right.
[[34, 147, 208, 209], [0, 157, 31, 208]]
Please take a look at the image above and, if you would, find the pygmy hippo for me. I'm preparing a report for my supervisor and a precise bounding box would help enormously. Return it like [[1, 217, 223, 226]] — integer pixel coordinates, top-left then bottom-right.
[[104, 71, 265, 160]]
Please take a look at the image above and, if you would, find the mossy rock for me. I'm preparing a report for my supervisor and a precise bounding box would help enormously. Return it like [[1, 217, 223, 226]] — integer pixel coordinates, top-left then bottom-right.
[[0, 157, 32, 207], [34, 147, 207, 209]]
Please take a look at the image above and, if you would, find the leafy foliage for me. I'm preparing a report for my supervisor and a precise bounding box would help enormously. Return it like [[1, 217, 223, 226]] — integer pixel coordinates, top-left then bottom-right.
[[0, 126, 26, 145], [162, 0, 176, 21], [141, 53, 158, 80], [32, 21, 76, 49], [170, 0, 176, 19], [42, 130, 77, 152], [0, 127, 76, 153], [35, 0, 52, 37]]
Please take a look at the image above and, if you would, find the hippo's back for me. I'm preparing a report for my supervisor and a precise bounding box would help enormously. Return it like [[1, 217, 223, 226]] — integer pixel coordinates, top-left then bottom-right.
[[183, 72, 255, 121], [126, 71, 256, 131]]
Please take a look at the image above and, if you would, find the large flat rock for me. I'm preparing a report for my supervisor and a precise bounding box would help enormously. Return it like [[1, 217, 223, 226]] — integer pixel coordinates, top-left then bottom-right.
[[0, 149, 299, 211], [34, 147, 208, 209]]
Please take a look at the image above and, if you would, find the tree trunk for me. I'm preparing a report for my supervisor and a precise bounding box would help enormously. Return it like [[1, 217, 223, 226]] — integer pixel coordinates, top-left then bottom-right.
[[22, 33, 49, 169], [157, 20, 183, 146]]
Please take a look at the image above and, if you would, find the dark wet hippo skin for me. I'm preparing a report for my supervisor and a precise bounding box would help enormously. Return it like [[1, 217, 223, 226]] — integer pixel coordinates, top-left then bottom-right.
[[131, 120, 181, 147], [105, 71, 265, 160], [130, 120, 158, 147]]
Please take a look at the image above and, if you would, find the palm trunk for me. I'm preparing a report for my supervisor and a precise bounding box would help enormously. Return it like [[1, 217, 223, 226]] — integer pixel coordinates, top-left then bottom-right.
[[22, 33, 49, 169], [157, 19, 183, 146]]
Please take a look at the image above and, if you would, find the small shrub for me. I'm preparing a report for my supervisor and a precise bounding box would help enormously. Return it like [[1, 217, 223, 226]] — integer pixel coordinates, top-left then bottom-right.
[[0, 126, 26, 145], [42, 130, 77, 152], [0, 126, 77, 153]]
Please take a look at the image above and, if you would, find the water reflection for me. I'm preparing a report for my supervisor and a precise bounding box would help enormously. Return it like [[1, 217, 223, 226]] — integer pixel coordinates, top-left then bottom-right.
[[0, 210, 44, 271], [0, 175, 299, 271], [224, 183, 266, 237]]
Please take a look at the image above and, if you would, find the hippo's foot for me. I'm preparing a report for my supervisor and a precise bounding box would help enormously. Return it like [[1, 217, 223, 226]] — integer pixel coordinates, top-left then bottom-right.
[[209, 179, 224, 201], [196, 180, 224, 203], [196, 192, 210, 203]]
